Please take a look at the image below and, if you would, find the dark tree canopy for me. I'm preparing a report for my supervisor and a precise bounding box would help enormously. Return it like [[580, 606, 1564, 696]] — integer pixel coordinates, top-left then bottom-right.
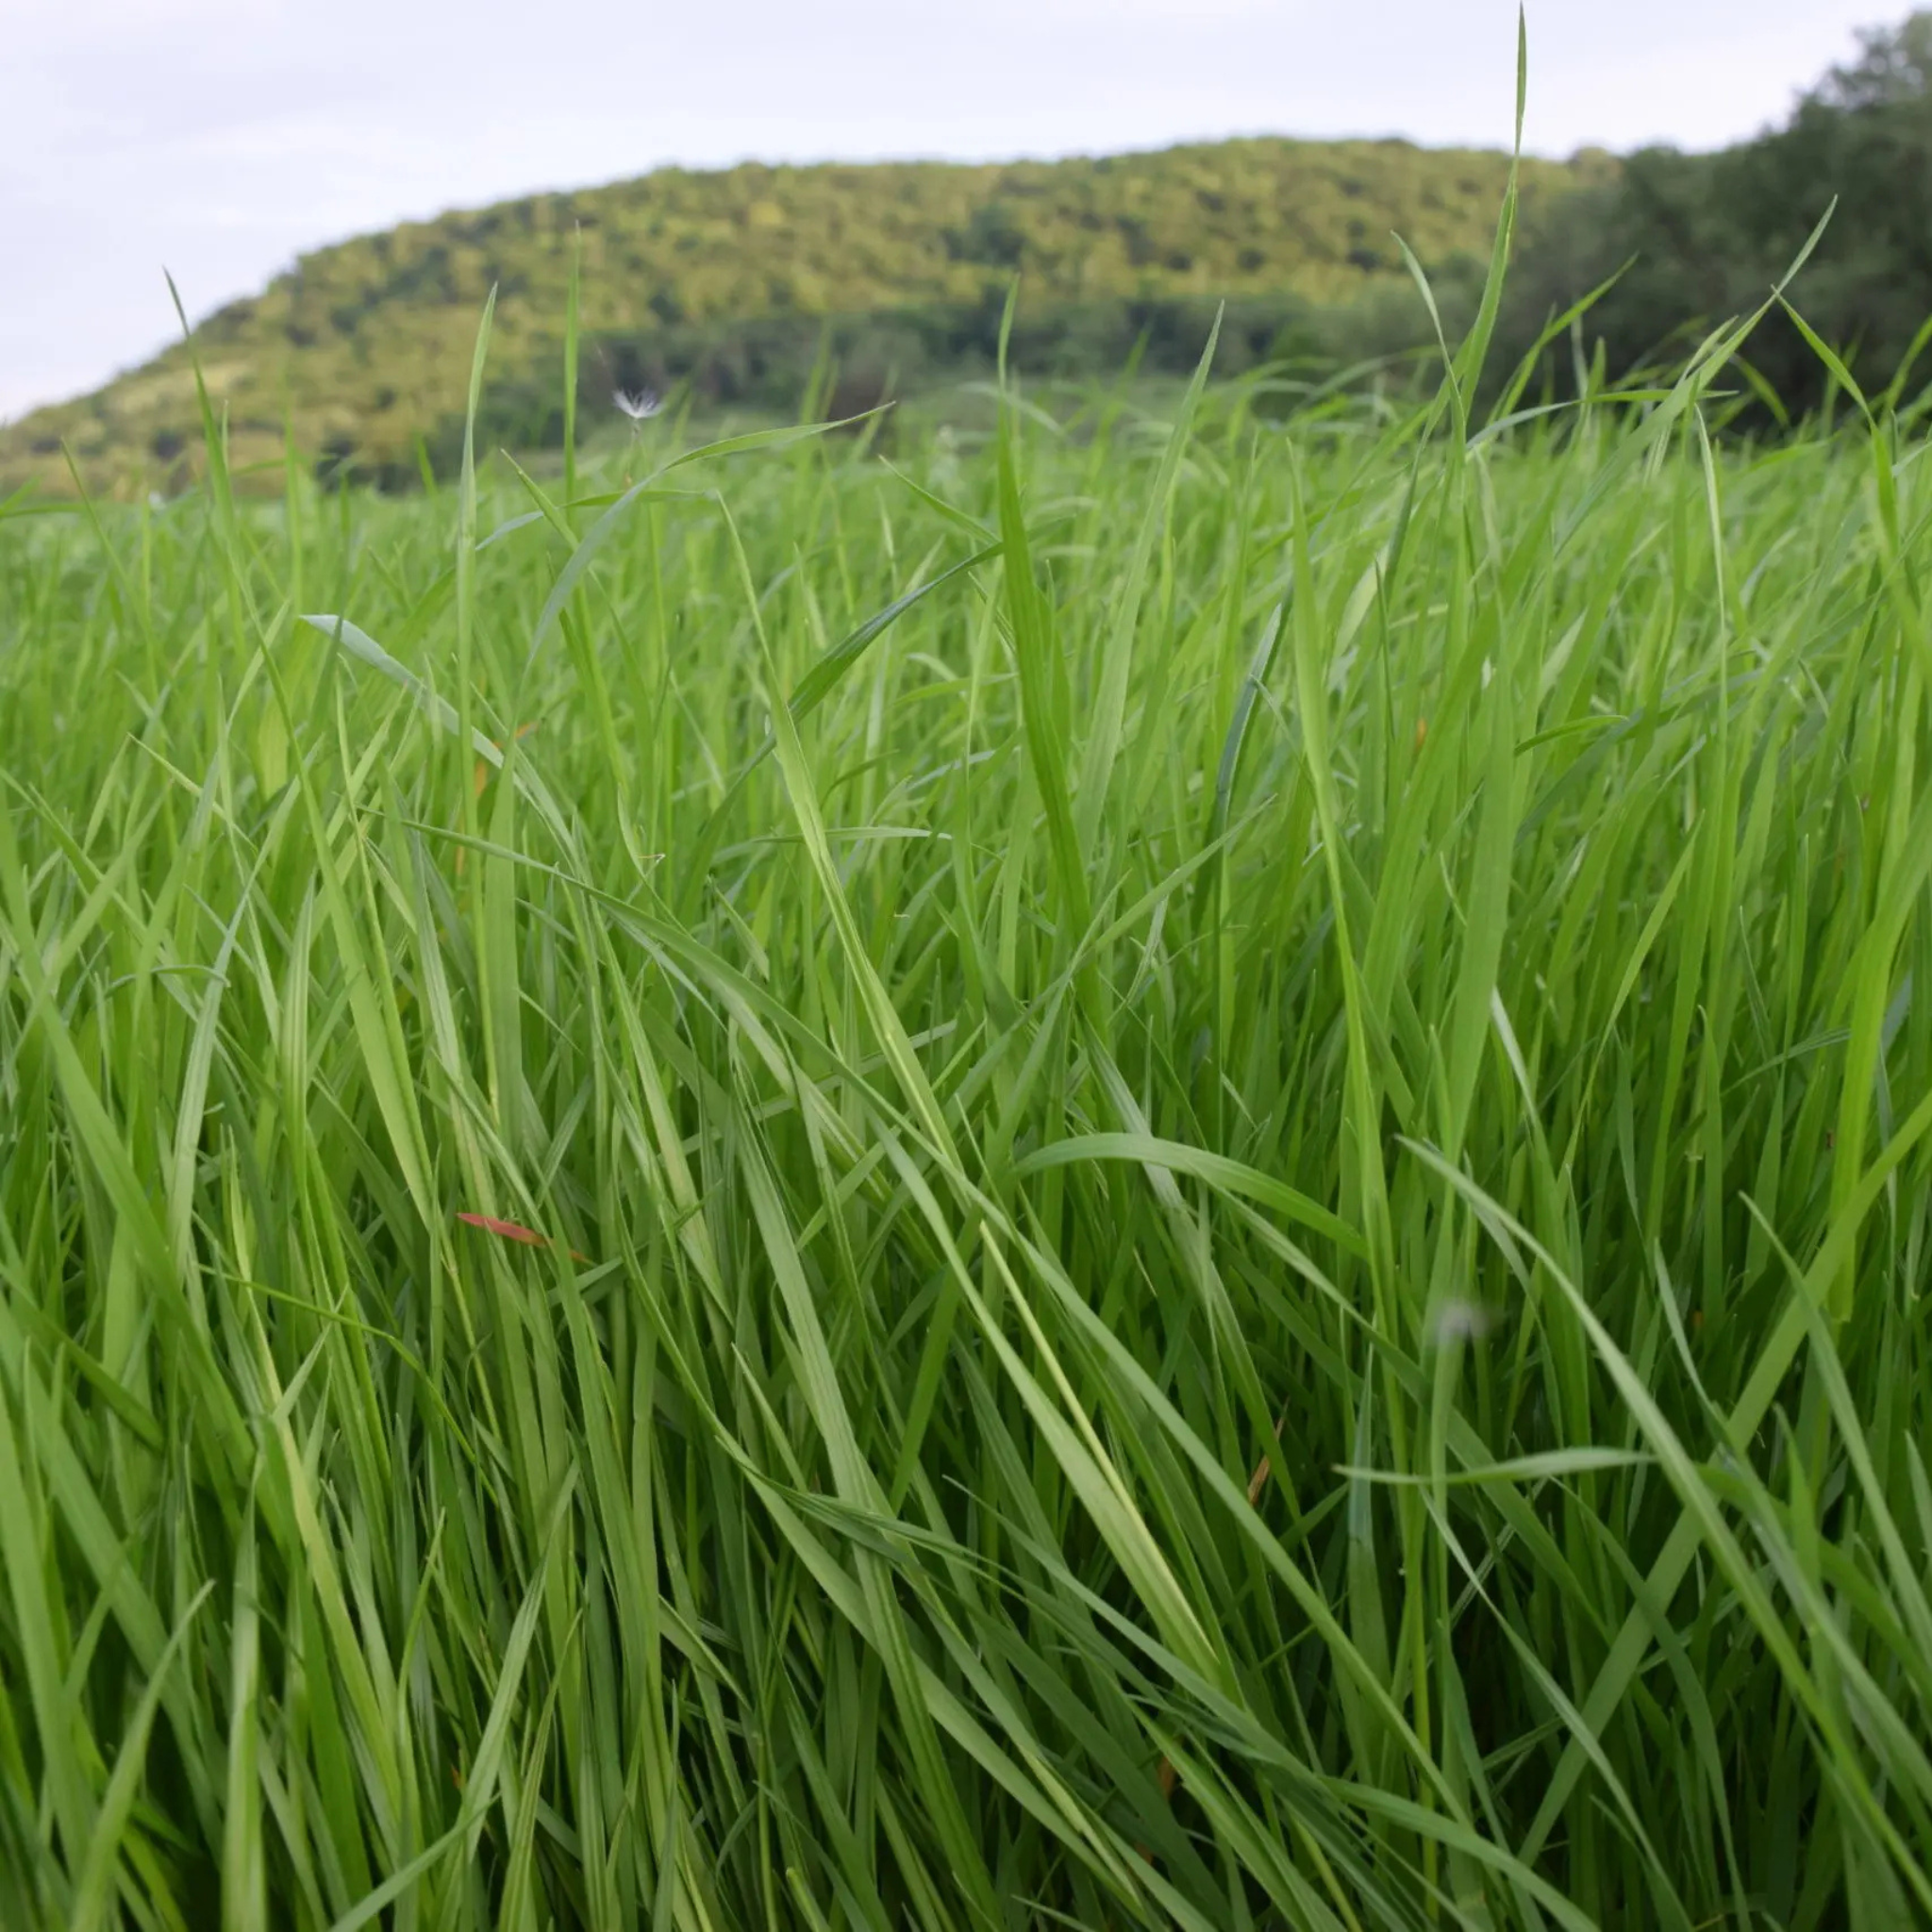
[[1502, 10, 1932, 418]]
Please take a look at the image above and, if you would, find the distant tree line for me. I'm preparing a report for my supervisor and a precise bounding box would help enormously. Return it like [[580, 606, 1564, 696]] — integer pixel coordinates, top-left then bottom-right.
[[1498, 12, 1932, 420], [437, 9, 1932, 480], [9, 19, 1926, 498], [4, 136, 1574, 496], [425, 290, 1357, 475]]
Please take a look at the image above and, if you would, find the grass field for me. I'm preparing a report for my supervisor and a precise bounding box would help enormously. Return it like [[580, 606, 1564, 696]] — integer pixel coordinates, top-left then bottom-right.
[[6, 191, 1932, 1931]]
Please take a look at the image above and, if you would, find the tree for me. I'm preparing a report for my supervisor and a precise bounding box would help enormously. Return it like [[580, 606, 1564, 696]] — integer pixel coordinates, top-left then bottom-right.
[[1810, 11, 1932, 109], [1501, 10, 1932, 418]]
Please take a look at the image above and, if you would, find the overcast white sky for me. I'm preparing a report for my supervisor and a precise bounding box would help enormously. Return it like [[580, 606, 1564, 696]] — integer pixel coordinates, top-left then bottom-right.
[[0, 0, 1902, 421]]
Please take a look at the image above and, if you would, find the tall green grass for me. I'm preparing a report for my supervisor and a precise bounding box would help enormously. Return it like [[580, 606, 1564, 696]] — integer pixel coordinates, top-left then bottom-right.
[[5, 192, 1932, 1928]]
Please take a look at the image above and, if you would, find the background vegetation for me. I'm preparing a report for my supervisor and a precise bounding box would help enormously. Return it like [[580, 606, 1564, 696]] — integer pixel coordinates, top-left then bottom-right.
[[10, 11, 1932, 505], [1501, 12, 1932, 417], [0, 139, 1597, 496]]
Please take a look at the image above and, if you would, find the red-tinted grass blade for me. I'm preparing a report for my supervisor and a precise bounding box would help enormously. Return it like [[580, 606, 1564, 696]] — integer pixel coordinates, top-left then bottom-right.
[[457, 1212, 590, 1262]]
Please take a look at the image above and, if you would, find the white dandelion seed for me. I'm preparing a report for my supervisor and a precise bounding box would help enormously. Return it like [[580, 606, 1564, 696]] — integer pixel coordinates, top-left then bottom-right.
[[1428, 1298, 1497, 1347], [613, 387, 661, 423]]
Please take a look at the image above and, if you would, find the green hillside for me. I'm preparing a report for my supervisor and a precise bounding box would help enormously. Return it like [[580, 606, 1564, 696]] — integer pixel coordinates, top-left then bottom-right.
[[2, 137, 1602, 494]]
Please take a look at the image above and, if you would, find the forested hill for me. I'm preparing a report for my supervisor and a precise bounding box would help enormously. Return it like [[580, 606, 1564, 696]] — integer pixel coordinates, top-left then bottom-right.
[[2, 138, 1600, 494]]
